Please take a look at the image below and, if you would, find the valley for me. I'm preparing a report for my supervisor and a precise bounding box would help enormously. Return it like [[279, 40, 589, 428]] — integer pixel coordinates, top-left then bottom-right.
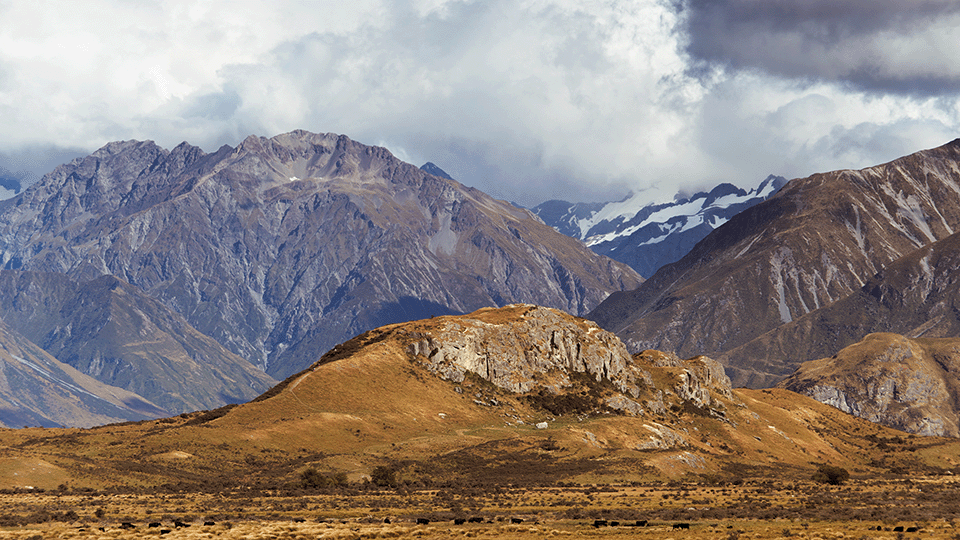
[[2, 477, 960, 538]]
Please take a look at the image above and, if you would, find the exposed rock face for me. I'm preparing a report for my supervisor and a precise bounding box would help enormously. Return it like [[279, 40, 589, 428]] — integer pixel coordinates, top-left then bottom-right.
[[636, 349, 735, 410], [406, 304, 643, 397], [403, 304, 736, 422], [779, 333, 960, 436], [589, 139, 960, 387], [0, 270, 276, 413], [0, 131, 641, 379]]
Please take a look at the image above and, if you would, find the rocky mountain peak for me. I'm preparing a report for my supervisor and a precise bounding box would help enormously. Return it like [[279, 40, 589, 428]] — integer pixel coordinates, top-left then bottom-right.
[[0, 130, 641, 381]]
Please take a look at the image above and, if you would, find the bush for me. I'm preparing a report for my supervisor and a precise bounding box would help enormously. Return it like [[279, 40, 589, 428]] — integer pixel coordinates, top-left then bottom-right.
[[371, 466, 397, 488], [299, 468, 348, 490], [812, 464, 850, 485]]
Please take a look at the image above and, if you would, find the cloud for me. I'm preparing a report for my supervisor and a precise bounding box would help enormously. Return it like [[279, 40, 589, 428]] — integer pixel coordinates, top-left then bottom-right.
[[0, 1, 959, 207], [684, 0, 960, 95]]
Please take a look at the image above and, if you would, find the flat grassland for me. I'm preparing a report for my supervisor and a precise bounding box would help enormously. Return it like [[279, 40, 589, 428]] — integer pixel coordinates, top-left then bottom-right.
[[2, 477, 960, 539]]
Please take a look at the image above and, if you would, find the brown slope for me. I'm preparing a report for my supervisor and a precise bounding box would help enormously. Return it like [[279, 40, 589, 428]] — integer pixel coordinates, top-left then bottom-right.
[[720, 230, 960, 387], [0, 270, 277, 413], [589, 139, 960, 387], [1, 305, 956, 491], [778, 333, 960, 437], [0, 130, 641, 379], [0, 318, 165, 428]]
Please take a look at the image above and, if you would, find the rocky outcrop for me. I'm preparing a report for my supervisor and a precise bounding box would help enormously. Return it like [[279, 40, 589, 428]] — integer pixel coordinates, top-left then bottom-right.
[[406, 304, 646, 398], [641, 351, 734, 407], [404, 305, 737, 420], [779, 333, 960, 436]]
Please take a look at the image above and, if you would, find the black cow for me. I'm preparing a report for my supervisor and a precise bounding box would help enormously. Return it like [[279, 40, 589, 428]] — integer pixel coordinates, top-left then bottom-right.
[[593, 520, 608, 528], [468, 517, 483, 523], [511, 518, 523, 524], [635, 520, 648, 527], [454, 518, 466, 525], [673, 523, 690, 530], [148, 522, 161, 528], [417, 518, 430, 525]]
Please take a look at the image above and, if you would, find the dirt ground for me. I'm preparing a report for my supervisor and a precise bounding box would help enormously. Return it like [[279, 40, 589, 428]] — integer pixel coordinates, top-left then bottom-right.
[[1, 478, 959, 539]]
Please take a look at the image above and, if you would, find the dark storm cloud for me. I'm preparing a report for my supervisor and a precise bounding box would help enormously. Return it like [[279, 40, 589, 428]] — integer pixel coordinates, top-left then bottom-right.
[[684, 0, 960, 95]]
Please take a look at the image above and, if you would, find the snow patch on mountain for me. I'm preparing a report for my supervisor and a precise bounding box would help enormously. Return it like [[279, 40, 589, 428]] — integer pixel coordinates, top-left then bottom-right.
[[534, 175, 788, 278]]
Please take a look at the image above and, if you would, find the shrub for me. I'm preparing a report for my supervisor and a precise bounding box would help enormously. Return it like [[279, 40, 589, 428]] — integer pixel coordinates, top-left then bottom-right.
[[371, 466, 397, 488], [812, 464, 850, 485]]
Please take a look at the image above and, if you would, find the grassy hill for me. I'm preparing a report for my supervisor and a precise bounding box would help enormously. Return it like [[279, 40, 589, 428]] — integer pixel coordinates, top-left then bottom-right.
[[2, 307, 958, 492]]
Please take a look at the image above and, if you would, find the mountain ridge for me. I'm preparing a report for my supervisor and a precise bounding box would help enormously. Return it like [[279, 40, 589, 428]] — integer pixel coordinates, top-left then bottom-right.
[[0, 270, 277, 414], [589, 138, 960, 388], [533, 175, 786, 278], [0, 130, 642, 380]]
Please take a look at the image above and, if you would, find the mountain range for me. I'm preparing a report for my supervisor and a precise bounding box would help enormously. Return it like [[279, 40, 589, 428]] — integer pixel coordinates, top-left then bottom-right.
[[589, 139, 960, 394], [0, 130, 641, 425], [6, 128, 960, 439], [533, 176, 787, 278]]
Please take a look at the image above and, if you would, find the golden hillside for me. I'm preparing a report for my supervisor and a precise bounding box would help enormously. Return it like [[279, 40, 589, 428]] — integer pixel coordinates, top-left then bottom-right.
[[1, 306, 957, 492]]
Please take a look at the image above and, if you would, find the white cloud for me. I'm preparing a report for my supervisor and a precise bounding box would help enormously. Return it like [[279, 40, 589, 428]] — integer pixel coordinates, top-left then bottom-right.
[[0, 0, 959, 205]]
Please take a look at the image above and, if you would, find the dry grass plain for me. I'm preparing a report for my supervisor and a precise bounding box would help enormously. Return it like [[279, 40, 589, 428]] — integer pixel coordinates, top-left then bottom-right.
[[4, 477, 960, 539]]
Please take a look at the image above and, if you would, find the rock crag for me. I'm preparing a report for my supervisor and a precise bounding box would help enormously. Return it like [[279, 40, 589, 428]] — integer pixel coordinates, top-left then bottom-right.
[[404, 304, 736, 425], [779, 333, 960, 436]]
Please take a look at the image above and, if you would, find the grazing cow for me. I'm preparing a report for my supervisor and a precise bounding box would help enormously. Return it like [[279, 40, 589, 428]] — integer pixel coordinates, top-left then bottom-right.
[[174, 520, 190, 528], [893, 526, 904, 532], [160, 529, 172, 535], [454, 518, 466, 525], [673, 523, 690, 530], [635, 520, 648, 527], [906, 527, 918, 532], [593, 520, 608, 528], [383, 518, 391, 524], [417, 518, 430, 525], [468, 517, 483, 523], [511, 518, 523, 524], [610, 521, 620, 526], [148, 522, 161, 528]]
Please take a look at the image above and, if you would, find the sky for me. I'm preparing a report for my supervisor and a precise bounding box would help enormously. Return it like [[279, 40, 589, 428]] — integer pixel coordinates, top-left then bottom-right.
[[1, 1, 959, 207]]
